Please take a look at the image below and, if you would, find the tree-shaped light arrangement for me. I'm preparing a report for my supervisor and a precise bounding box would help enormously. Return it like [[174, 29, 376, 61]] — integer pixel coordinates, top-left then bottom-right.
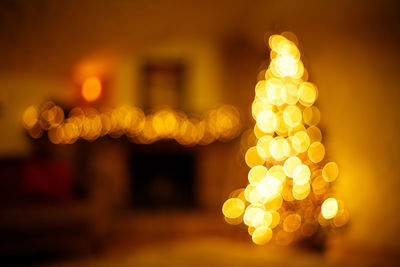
[[222, 33, 348, 245]]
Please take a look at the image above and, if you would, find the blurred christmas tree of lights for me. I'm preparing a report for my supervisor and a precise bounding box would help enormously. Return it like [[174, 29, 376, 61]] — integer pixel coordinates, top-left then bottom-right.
[[222, 33, 349, 246]]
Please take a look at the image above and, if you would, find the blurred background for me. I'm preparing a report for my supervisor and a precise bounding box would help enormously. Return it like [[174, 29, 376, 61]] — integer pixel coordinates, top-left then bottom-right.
[[0, 0, 399, 266]]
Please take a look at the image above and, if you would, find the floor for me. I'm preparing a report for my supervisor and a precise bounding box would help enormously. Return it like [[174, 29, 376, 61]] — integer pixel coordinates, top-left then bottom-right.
[[4, 211, 390, 267]]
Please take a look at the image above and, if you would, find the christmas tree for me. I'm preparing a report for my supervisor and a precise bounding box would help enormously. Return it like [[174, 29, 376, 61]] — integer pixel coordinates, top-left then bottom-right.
[[222, 33, 348, 245]]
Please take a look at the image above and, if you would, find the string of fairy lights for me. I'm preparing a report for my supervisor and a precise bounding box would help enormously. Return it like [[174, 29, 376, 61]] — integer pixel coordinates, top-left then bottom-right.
[[22, 103, 241, 146], [222, 33, 349, 245]]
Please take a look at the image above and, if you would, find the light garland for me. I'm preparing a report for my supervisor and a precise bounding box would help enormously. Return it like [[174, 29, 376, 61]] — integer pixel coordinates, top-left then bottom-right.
[[23, 103, 241, 146], [222, 33, 348, 245]]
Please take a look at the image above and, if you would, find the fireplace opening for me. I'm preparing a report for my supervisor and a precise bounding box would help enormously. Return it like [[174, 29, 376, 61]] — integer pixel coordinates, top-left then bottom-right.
[[129, 141, 196, 210]]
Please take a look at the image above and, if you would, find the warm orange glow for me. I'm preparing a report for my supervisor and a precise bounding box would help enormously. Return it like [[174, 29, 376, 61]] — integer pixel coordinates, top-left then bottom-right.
[[23, 104, 241, 145], [82, 76, 102, 102], [22, 105, 39, 129]]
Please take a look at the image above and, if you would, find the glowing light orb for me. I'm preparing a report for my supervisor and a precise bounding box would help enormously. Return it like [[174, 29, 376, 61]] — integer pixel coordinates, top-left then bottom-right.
[[283, 156, 302, 177], [269, 210, 280, 229], [82, 76, 102, 102], [269, 137, 290, 161], [307, 126, 322, 143], [266, 78, 284, 106], [321, 198, 338, 219], [222, 198, 245, 219], [257, 176, 282, 200], [267, 165, 286, 183], [274, 56, 299, 77], [248, 165, 268, 184], [256, 135, 273, 159], [244, 204, 265, 226], [282, 83, 299, 105], [256, 110, 277, 133], [291, 131, 310, 153], [298, 82, 317, 106], [22, 106, 39, 129], [252, 226, 273, 245], [283, 105, 302, 127], [322, 162, 339, 182], [245, 146, 265, 167], [283, 214, 302, 232], [308, 141, 325, 163], [293, 164, 311, 185], [303, 106, 321, 126]]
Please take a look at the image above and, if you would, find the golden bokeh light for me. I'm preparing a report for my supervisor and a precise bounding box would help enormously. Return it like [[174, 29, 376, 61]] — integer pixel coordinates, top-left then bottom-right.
[[292, 182, 310, 200], [256, 135, 273, 159], [266, 78, 284, 106], [298, 82, 317, 106], [312, 175, 330, 195], [22, 105, 39, 129], [282, 83, 299, 105], [222, 198, 245, 219], [308, 141, 325, 163], [283, 213, 302, 232], [252, 226, 273, 245], [248, 165, 268, 184], [244, 204, 265, 227], [257, 176, 282, 200], [303, 106, 321, 126], [333, 209, 350, 227], [291, 131, 310, 153], [321, 198, 339, 219], [269, 210, 280, 229], [293, 164, 311, 185], [256, 110, 277, 133], [306, 125, 322, 143], [283, 156, 302, 177], [24, 104, 241, 145], [267, 165, 286, 183], [322, 162, 339, 182], [283, 105, 302, 127], [269, 137, 290, 161], [245, 146, 265, 167]]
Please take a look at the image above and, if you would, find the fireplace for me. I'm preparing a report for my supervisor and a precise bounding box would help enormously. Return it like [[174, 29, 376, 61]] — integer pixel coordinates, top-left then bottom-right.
[[129, 141, 196, 210]]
